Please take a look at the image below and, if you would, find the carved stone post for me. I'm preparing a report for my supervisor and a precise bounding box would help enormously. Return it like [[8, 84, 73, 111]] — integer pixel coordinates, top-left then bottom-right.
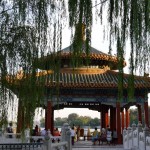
[[143, 125, 149, 150], [127, 126, 132, 149], [66, 128, 71, 150], [137, 121, 142, 149], [131, 122, 136, 148], [47, 130, 52, 150], [61, 123, 71, 150], [123, 128, 127, 149], [25, 128, 30, 143]]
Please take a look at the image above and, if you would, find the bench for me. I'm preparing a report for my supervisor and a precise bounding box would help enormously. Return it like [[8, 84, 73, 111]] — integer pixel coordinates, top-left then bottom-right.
[[91, 135, 108, 145], [83, 135, 108, 145], [98, 136, 107, 145]]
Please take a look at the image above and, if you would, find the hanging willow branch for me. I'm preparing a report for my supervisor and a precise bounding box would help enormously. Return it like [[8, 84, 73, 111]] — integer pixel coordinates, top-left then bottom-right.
[[0, 0, 66, 129], [68, 0, 92, 67], [99, 0, 150, 102]]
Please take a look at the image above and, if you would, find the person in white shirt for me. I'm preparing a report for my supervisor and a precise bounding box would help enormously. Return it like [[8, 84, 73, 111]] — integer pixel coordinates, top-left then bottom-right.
[[41, 128, 47, 136], [106, 128, 112, 145], [70, 127, 75, 145]]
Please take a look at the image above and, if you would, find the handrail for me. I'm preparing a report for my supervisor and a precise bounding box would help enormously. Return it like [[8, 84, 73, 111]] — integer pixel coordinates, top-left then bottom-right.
[[123, 123, 150, 150]]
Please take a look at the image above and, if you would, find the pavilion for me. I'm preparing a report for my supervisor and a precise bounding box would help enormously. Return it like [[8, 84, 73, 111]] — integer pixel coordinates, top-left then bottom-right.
[[34, 43, 150, 144], [5, 27, 150, 144]]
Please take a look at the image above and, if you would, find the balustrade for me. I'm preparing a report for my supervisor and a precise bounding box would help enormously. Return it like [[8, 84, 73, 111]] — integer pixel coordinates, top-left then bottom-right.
[[123, 122, 150, 150], [0, 123, 72, 150]]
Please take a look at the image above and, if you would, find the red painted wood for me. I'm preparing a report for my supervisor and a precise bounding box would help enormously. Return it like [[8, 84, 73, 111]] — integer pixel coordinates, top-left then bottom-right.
[[125, 108, 129, 128], [101, 106, 106, 129], [113, 107, 116, 131], [116, 102, 122, 144], [137, 105, 142, 124], [110, 107, 114, 131], [45, 101, 52, 131], [105, 112, 109, 128], [144, 101, 149, 127], [122, 110, 124, 132]]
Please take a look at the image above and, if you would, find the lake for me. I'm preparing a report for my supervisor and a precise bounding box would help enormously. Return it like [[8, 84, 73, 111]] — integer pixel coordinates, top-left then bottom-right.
[[57, 126, 101, 135]]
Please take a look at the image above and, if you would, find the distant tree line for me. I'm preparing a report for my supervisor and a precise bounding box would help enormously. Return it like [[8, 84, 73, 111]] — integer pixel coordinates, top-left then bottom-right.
[[40, 113, 100, 128], [40, 106, 150, 128], [130, 106, 150, 126]]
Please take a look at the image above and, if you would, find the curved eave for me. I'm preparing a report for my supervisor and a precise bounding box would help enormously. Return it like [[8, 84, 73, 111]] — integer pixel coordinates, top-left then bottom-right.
[[6, 70, 150, 91], [39, 70, 150, 90], [36, 53, 126, 70]]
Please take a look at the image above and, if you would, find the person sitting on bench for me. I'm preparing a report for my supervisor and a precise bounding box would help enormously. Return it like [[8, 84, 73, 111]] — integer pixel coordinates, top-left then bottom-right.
[[106, 128, 112, 145], [100, 128, 107, 144]]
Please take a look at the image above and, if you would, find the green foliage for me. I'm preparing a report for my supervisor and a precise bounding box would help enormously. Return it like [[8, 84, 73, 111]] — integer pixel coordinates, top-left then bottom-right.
[[130, 108, 138, 125], [53, 113, 100, 127], [67, 113, 79, 122], [68, 0, 92, 67]]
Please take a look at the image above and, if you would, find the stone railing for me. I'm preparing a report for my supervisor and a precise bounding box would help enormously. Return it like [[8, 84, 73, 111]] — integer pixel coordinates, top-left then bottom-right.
[[0, 123, 72, 150], [41, 123, 71, 150], [123, 122, 150, 150]]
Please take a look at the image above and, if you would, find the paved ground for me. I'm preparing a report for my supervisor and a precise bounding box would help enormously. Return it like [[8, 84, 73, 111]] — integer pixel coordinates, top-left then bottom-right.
[[72, 140, 124, 150]]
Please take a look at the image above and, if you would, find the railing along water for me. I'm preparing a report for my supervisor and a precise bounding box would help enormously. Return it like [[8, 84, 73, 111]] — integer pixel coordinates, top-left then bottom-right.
[[0, 123, 72, 150], [123, 122, 150, 150]]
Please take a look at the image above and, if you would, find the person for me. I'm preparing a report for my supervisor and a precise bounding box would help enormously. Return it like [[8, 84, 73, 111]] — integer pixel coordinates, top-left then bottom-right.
[[112, 128, 118, 145], [106, 128, 112, 145], [73, 124, 77, 141], [41, 128, 47, 136], [106, 125, 109, 134], [100, 128, 107, 144], [70, 127, 75, 145], [53, 128, 61, 136], [92, 127, 99, 145], [34, 125, 39, 136], [7, 123, 13, 138], [76, 125, 80, 141]]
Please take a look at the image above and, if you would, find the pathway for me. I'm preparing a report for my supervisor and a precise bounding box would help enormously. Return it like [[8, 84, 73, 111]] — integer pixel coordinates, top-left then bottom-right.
[[72, 140, 124, 150]]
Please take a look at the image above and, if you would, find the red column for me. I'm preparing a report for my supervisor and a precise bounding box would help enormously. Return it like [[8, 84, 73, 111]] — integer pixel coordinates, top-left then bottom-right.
[[113, 107, 116, 130], [137, 104, 142, 124], [116, 102, 122, 144], [105, 111, 109, 128], [128, 109, 130, 126], [125, 108, 129, 128], [122, 109, 124, 133], [51, 108, 54, 135], [110, 106, 114, 131], [45, 101, 52, 132], [144, 101, 149, 127], [101, 105, 106, 129]]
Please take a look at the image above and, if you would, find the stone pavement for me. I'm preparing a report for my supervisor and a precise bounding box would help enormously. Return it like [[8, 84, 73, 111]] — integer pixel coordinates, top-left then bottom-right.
[[72, 140, 124, 150]]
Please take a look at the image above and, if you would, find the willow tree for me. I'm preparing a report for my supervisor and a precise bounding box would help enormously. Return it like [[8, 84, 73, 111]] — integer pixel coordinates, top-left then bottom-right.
[[0, 0, 149, 129]]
